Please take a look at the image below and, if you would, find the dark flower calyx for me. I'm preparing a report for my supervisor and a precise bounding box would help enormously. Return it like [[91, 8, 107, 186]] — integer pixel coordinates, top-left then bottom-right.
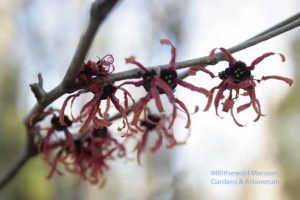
[[219, 61, 252, 83], [51, 115, 72, 131], [92, 127, 109, 138], [78, 62, 97, 82], [160, 68, 178, 91], [101, 83, 117, 100], [142, 70, 157, 92], [140, 114, 160, 131]]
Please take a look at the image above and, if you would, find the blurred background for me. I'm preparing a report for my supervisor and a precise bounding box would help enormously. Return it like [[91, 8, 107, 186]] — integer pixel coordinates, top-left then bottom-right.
[[0, 0, 300, 199]]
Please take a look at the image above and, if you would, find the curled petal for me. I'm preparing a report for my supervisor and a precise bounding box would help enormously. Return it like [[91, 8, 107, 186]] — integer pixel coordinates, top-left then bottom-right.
[[261, 75, 293, 86], [118, 80, 144, 88], [150, 118, 164, 152], [189, 66, 216, 78], [136, 131, 149, 165], [60, 91, 84, 125], [237, 102, 251, 113], [249, 52, 285, 70], [150, 85, 164, 112], [110, 94, 130, 134], [101, 97, 111, 119], [160, 39, 177, 70], [230, 105, 245, 127], [192, 105, 199, 114], [204, 87, 217, 111], [210, 48, 235, 66], [176, 79, 210, 97], [253, 99, 263, 122], [222, 98, 234, 113], [214, 86, 226, 118], [247, 88, 263, 122], [236, 80, 254, 90], [153, 77, 175, 102], [175, 98, 191, 128], [118, 87, 136, 110], [79, 108, 97, 133], [92, 117, 112, 129], [98, 54, 115, 74], [150, 130, 163, 153], [79, 93, 101, 118], [131, 95, 151, 126], [125, 56, 149, 72]]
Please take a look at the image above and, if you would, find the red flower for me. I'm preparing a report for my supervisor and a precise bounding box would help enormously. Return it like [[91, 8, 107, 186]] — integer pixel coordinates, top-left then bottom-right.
[[128, 111, 188, 165], [60, 55, 134, 134], [191, 48, 293, 126], [38, 113, 126, 187], [78, 54, 115, 82], [66, 127, 126, 187], [37, 109, 76, 178], [122, 39, 210, 129]]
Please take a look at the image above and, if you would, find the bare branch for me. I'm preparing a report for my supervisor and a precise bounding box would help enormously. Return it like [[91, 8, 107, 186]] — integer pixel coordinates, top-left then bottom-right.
[[23, 15, 300, 126], [104, 18, 300, 83], [29, 73, 46, 101], [62, 0, 120, 89], [247, 12, 300, 41], [0, 0, 120, 190], [2, 7, 299, 192]]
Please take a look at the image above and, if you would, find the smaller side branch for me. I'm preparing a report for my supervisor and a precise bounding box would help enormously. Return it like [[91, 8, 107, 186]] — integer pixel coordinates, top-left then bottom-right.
[[30, 73, 46, 102]]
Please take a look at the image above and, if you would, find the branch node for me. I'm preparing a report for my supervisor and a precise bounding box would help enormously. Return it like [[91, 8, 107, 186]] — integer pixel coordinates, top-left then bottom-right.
[[30, 73, 46, 102]]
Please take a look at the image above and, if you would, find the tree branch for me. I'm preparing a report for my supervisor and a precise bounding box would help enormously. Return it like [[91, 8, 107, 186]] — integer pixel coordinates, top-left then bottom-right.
[[247, 12, 300, 41], [29, 73, 46, 102], [0, 0, 120, 191], [1, 8, 299, 191], [103, 18, 300, 83], [23, 14, 300, 126], [62, 0, 119, 89]]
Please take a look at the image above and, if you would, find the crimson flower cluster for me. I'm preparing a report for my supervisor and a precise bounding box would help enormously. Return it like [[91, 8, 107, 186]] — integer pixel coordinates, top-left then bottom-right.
[[35, 40, 293, 187], [191, 47, 293, 126], [36, 110, 125, 187]]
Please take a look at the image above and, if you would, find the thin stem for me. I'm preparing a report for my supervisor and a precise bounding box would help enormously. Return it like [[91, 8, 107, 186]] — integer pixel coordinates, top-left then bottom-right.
[[246, 12, 300, 41]]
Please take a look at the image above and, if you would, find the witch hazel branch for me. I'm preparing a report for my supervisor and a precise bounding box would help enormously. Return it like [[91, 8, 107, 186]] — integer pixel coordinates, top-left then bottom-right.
[[32, 38, 293, 187], [0, 0, 299, 190]]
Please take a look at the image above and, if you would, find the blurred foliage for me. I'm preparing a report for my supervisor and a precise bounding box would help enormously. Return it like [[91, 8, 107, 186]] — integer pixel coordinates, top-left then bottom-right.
[[274, 36, 300, 200], [0, 68, 54, 200]]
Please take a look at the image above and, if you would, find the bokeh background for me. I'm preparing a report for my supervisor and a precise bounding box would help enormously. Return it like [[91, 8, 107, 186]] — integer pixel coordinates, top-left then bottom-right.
[[0, 0, 300, 199]]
